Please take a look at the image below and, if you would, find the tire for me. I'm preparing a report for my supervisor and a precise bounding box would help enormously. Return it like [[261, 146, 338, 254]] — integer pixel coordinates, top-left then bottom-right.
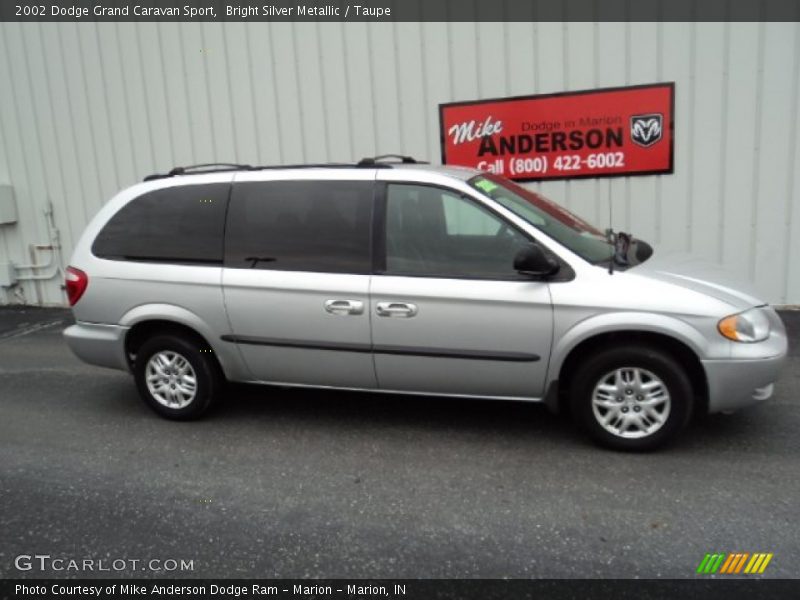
[[133, 333, 222, 420], [569, 345, 693, 451]]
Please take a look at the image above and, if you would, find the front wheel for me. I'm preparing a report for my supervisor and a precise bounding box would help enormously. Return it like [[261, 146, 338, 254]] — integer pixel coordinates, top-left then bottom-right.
[[569, 345, 694, 451], [134, 334, 222, 420]]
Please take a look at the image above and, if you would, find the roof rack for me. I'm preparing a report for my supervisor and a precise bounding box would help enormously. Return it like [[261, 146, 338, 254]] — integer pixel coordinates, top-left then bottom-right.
[[144, 163, 251, 181], [249, 163, 369, 171], [143, 155, 428, 181], [357, 154, 428, 166]]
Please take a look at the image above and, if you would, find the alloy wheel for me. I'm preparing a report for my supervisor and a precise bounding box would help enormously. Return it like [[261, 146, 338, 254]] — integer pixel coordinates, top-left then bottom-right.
[[145, 350, 198, 409], [591, 367, 671, 439]]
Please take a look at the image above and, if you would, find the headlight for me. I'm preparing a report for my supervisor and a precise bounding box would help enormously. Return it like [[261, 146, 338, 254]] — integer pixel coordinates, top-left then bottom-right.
[[718, 308, 771, 343]]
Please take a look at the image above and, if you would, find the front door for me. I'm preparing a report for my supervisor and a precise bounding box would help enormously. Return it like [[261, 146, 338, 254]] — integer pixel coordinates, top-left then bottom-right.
[[222, 173, 377, 389], [370, 182, 553, 398]]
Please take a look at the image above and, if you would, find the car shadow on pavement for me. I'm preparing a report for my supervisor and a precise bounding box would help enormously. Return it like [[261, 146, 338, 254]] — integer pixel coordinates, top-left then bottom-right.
[[210, 381, 585, 444], [87, 374, 795, 454]]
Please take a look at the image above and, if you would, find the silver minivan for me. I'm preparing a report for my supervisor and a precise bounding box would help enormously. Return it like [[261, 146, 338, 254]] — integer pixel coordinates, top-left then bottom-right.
[[63, 157, 788, 450]]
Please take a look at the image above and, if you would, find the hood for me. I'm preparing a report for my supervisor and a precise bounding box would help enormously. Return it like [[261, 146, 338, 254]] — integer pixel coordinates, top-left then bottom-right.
[[631, 250, 766, 310]]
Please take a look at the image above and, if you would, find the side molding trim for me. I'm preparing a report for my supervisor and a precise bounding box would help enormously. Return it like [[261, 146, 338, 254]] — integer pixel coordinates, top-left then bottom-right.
[[221, 335, 540, 362]]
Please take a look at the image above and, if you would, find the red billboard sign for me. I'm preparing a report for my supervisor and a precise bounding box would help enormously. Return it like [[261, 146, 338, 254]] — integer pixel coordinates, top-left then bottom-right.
[[439, 83, 674, 181]]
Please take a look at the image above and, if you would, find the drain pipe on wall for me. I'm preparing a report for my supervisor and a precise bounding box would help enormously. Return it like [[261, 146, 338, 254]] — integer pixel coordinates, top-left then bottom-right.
[[6, 201, 67, 305]]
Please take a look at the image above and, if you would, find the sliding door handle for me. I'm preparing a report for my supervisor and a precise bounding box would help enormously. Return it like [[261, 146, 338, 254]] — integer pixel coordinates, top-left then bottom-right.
[[376, 302, 418, 318], [324, 299, 364, 315]]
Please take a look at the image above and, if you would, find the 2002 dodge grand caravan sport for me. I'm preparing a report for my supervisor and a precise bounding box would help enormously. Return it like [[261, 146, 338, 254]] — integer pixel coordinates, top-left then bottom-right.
[[63, 156, 788, 450]]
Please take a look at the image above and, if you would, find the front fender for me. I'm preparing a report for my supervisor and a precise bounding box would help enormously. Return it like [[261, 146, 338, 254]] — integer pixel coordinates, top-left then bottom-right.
[[547, 310, 718, 386]]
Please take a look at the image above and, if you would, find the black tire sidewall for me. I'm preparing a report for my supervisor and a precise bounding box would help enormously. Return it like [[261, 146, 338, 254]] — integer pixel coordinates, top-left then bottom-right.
[[134, 334, 219, 420], [570, 345, 693, 451]]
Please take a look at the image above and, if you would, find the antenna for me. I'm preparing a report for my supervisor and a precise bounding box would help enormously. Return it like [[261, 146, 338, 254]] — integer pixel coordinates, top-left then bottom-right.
[[606, 178, 615, 275]]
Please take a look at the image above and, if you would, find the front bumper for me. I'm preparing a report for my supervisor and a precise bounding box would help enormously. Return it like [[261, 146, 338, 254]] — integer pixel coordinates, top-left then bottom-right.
[[702, 353, 787, 413], [63, 321, 130, 371]]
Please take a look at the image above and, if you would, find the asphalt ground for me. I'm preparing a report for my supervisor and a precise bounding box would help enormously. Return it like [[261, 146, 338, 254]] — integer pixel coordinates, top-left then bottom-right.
[[0, 306, 798, 579]]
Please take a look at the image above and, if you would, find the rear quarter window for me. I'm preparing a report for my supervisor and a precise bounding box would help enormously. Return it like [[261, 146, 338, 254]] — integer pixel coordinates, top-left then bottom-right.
[[92, 183, 230, 264]]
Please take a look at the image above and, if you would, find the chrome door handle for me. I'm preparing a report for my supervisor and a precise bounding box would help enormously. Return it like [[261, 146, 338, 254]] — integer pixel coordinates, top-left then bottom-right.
[[376, 302, 418, 318], [324, 299, 364, 315]]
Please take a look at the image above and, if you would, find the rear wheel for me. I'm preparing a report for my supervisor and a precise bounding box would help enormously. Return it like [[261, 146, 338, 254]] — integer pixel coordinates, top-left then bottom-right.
[[134, 334, 221, 419], [569, 345, 693, 451]]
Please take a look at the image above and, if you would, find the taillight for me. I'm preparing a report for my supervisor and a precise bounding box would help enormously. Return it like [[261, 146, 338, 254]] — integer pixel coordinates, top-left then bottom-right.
[[65, 266, 88, 306]]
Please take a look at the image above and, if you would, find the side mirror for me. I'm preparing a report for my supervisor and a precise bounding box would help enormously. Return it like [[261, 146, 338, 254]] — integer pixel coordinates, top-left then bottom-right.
[[513, 244, 560, 278]]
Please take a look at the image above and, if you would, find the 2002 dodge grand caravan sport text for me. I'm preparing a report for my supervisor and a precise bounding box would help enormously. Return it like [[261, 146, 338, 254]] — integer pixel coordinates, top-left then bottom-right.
[[63, 156, 788, 450]]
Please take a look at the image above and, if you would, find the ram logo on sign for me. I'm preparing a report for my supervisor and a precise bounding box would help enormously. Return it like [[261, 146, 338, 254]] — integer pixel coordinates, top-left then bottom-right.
[[630, 114, 664, 148]]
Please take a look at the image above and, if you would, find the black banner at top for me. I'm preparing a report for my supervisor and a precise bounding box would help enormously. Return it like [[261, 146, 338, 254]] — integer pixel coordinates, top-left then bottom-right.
[[1, 0, 800, 22]]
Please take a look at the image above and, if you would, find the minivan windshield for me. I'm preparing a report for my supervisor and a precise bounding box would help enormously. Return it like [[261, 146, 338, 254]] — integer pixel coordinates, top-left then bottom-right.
[[468, 173, 614, 264]]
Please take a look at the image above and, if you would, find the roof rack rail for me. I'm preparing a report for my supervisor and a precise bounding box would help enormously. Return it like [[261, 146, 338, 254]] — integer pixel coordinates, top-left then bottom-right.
[[142, 156, 428, 181], [357, 154, 428, 166], [144, 163, 252, 181], [250, 162, 367, 171]]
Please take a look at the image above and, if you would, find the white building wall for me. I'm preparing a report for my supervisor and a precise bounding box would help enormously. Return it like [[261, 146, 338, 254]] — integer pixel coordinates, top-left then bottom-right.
[[0, 21, 798, 305]]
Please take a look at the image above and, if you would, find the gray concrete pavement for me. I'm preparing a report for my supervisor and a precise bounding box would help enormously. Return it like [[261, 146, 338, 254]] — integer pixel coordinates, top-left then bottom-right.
[[1, 307, 798, 579]]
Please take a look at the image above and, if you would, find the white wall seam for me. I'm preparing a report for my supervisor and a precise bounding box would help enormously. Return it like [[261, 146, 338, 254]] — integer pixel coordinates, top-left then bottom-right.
[[1, 24, 41, 303], [289, 23, 307, 162], [78, 22, 108, 213], [0, 27, 22, 304], [266, 22, 285, 160], [338, 21, 355, 159], [592, 20, 602, 229], [19, 23, 57, 264], [177, 25, 198, 163], [781, 21, 800, 304], [21, 24, 66, 304], [716, 21, 730, 266], [531, 20, 539, 95], [317, 20, 333, 159], [198, 23, 216, 163], [561, 21, 571, 212], [445, 21, 455, 101], [653, 20, 663, 246], [156, 22, 179, 169], [132, 24, 155, 172], [747, 21, 766, 282], [32, 22, 76, 256], [94, 23, 121, 192], [685, 21, 697, 254], [623, 20, 632, 231], [364, 23, 379, 156], [220, 24, 240, 164], [55, 25, 90, 240], [113, 21, 140, 176], [502, 21, 511, 96], [417, 22, 431, 157]]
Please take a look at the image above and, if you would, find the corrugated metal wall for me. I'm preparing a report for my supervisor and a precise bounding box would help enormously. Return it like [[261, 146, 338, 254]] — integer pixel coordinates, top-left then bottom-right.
[[0, 21, 798, 305]]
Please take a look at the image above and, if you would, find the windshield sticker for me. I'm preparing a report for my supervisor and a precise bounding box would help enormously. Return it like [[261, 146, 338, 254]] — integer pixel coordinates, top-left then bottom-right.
[[474, 178, 499, 193]]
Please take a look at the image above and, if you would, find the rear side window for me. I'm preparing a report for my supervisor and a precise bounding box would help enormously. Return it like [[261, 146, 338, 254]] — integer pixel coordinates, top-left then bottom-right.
[[225, 180, 373, 273], [92, 183, 230, 264]]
